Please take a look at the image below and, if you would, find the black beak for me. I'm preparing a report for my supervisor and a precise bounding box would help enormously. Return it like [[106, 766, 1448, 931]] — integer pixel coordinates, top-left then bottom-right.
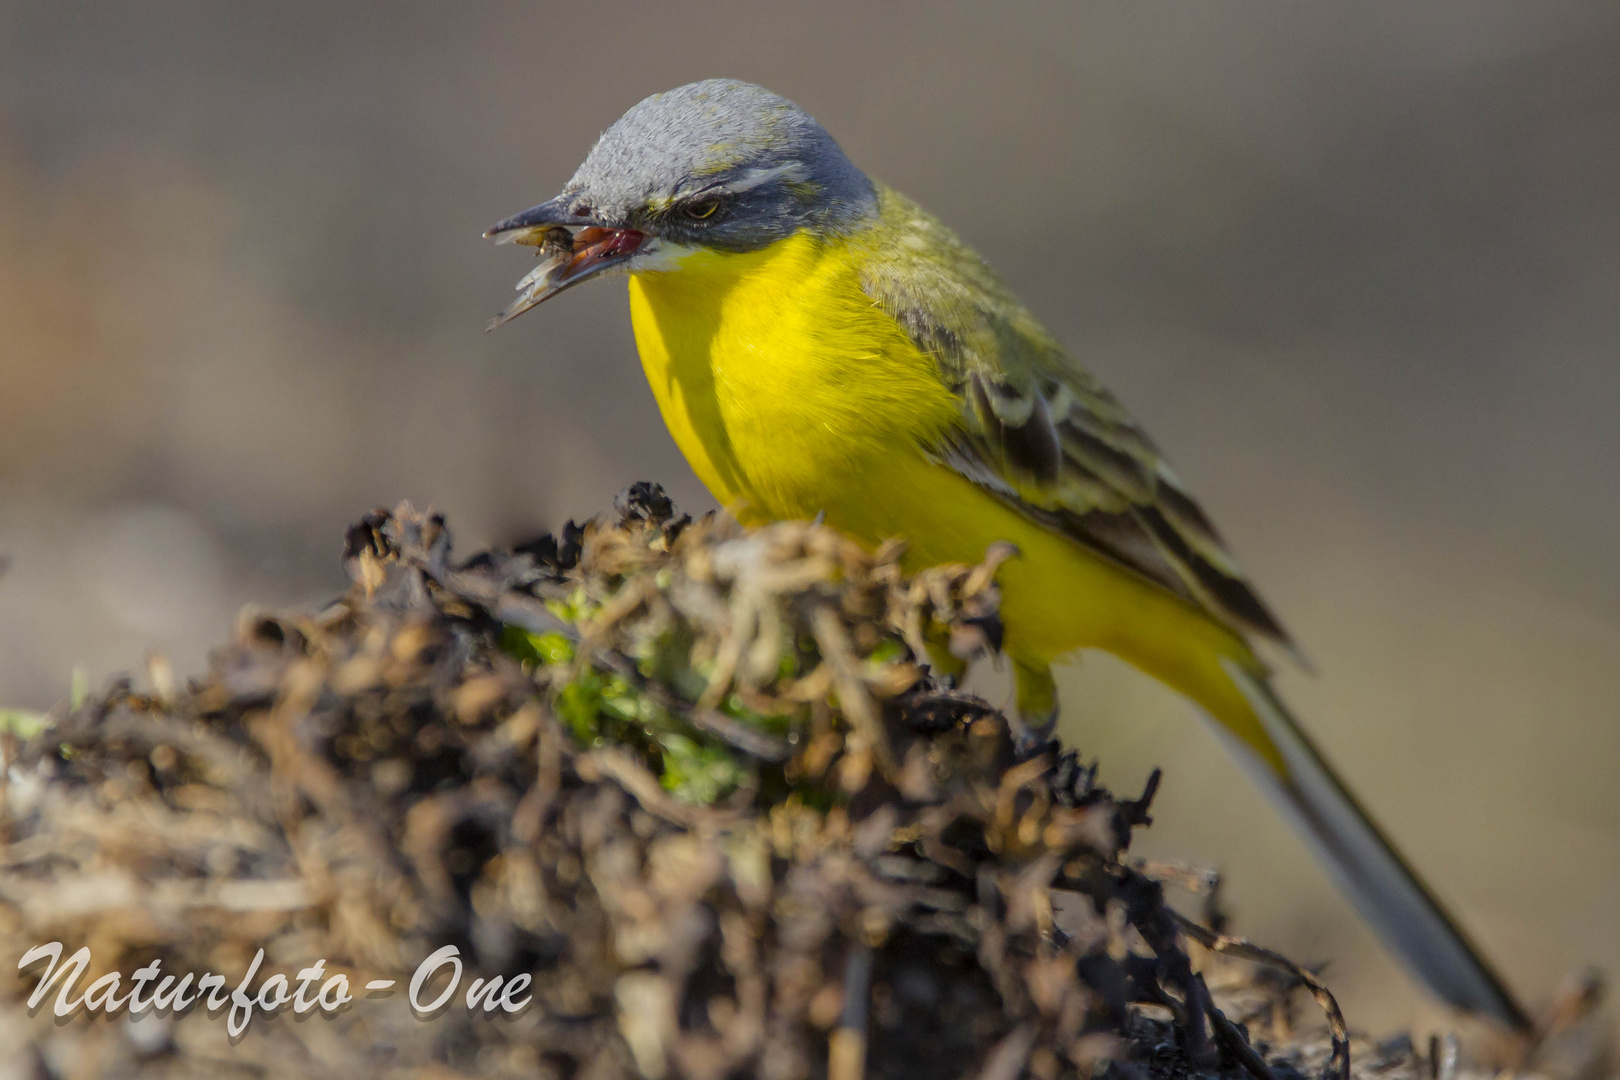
[[484, 195, 646, 329], [484, 195, 592, 242]]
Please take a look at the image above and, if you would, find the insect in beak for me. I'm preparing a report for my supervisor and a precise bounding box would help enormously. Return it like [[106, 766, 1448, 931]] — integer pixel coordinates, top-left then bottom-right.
[[484, 200, 646, 329]]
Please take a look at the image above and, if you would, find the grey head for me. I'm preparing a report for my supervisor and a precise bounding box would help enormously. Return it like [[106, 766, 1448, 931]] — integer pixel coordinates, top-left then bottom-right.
[[562, 79, 876, 246], [485, 80, 877, 325]]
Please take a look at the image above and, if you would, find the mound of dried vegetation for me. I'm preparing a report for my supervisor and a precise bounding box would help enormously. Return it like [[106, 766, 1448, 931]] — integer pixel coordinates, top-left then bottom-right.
[[0, 486, 1601, 1080]]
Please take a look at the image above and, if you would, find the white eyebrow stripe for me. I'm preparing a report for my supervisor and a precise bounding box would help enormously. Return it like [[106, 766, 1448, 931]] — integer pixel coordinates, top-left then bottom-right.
[[714, 162, 807, 194]]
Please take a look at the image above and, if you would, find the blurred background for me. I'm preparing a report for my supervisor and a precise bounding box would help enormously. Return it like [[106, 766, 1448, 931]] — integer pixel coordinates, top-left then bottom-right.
[[4, 0, 1618, 1037]]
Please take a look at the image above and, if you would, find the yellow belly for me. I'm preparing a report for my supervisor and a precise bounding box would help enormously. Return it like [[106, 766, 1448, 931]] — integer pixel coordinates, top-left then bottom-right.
[[626, 233, 1262, 747]]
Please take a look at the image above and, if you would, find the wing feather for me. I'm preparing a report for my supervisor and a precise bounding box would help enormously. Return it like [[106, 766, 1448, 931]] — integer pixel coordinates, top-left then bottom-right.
[[854, 186, 1297, 655]]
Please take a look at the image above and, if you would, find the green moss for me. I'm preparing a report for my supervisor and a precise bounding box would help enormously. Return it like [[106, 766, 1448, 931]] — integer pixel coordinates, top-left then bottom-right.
[[0, 708, 49, 739], [501, 625, 575, 667], [864, 638, 906, 671], [498, 575, 894, 807], [503, 622, 754, 803], [70, 664, 89, 710], [547, 587, 598, 623], [719, 692, 793, 735], [658, 733, 749, 805]]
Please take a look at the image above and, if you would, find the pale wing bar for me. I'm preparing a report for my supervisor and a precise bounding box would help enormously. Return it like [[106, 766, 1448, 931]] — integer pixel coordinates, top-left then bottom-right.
[[949, 367, 1297, 653]]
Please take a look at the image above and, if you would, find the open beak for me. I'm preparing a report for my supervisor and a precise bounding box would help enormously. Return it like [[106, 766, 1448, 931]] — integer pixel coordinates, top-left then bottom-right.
[[483, 198, 646, 329]]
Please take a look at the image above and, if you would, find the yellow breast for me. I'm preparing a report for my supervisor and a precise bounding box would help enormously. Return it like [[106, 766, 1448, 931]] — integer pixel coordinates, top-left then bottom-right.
[[626, 231, 960, 524]]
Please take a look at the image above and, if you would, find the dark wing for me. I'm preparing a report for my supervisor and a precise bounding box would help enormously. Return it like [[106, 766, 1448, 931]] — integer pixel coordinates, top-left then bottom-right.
[[853, 186, 1298, 656]]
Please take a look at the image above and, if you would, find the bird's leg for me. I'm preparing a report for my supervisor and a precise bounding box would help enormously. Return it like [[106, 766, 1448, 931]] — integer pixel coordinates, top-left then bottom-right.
[[922, 633, 968, 690], [1011, 657, 1059, 758]]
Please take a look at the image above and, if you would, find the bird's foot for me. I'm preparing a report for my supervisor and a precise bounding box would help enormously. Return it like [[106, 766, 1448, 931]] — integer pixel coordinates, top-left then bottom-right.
[[1011, 708, 1060, 761]]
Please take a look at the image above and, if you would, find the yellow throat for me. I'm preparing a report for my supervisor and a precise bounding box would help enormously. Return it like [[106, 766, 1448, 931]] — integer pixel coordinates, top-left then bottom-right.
[[627, 231, 960, 528]]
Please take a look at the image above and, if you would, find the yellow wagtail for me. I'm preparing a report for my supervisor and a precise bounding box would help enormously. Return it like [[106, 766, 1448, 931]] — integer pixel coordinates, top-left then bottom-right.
[[486, 79, 1527, 1029]]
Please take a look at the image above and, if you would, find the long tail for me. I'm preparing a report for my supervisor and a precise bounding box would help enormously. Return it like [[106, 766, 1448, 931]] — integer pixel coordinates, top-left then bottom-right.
[[1212, 659, 1530, 1031]]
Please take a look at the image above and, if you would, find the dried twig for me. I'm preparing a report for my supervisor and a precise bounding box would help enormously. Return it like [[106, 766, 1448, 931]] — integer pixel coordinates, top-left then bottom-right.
[[1173, 911, 1351, 1080]]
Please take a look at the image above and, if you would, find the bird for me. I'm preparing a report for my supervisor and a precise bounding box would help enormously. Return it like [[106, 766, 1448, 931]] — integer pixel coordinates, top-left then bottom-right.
[[484, 78, 1528, 1031]]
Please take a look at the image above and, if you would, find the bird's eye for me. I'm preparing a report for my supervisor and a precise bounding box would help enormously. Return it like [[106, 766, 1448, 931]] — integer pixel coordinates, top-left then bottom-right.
[[684, 198, 720, 220]]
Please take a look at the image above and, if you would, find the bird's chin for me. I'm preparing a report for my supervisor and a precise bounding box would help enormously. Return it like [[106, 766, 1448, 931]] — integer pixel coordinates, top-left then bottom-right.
[[487, 226, 648, 329]]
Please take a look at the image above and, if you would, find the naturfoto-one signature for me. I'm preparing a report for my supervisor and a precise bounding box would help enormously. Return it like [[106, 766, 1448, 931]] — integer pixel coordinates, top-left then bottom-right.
[[18, 942, 530, 1037]]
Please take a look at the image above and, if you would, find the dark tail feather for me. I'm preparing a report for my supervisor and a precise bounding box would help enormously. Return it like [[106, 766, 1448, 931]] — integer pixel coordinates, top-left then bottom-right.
[[1215, 659, 1530, 1031]]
